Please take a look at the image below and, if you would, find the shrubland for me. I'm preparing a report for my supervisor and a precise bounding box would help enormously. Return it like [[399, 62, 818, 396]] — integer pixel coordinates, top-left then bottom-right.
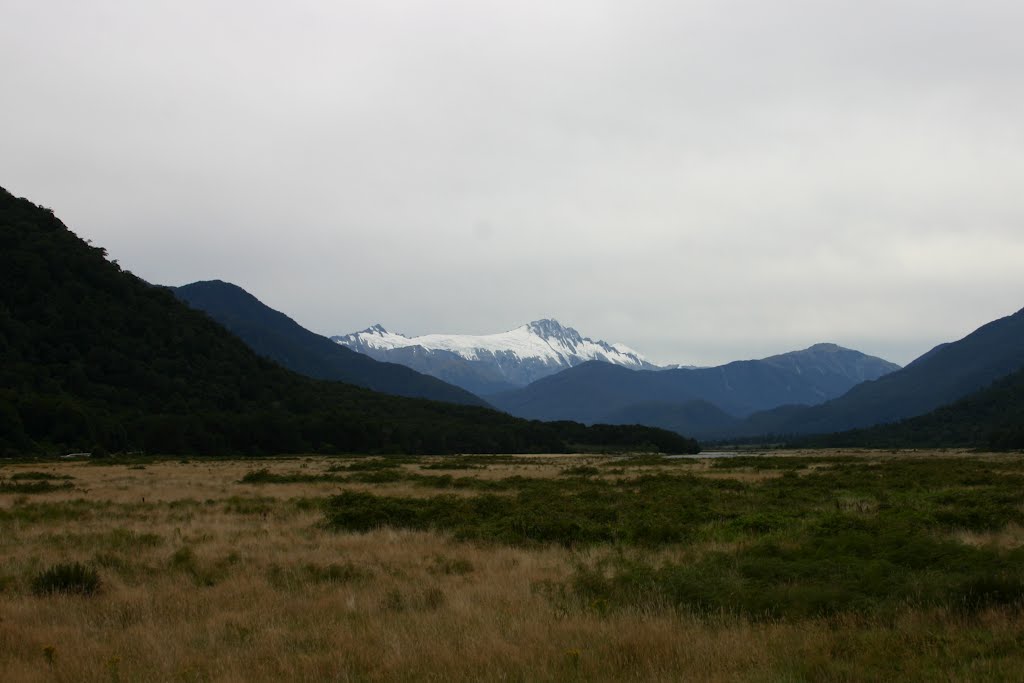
[[2, 451, 1024, 681]]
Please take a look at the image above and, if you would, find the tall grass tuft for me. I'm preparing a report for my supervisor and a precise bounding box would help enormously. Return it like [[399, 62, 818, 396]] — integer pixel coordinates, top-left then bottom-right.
[[31, 562, 101, 596]]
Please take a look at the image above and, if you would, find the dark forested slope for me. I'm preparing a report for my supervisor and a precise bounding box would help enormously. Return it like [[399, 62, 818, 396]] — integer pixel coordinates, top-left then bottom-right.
[[803, 367, 1024, 450], [172, 280, 488, 408], [0, 187, 697, 456]]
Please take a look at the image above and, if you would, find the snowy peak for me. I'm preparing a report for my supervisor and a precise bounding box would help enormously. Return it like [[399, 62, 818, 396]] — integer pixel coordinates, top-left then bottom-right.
[[331, 318, 657, 395], [347, 324, 413, 351], [336, 318, 651, 367], [520, 318, 652, 369], [525, 318, 582, 343]]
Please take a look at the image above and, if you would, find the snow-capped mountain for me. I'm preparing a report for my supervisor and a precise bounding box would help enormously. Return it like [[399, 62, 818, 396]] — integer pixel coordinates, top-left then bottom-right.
[[332, 319, 658, 396]]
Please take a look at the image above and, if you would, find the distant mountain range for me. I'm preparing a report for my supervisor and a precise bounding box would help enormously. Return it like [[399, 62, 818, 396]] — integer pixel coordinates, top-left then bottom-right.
[[333, 319, 658, 395], [487, 305, 1024, 443], [0, 185, 696, 456], [488, 344, 901, 436], [804, 365, 1024, 450], [733, 306, 1024, 439], [172, 281, 489, 408], [8, 180, 1021, 455], [172, 280, 1024, 448]]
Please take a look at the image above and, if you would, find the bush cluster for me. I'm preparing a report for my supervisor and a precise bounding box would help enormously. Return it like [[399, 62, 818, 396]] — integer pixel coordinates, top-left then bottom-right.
[[326, 455, 1024, 617], [31, 562, 101, 596]]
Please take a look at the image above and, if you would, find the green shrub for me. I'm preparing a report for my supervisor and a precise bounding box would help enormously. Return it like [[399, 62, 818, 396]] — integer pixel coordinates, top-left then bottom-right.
[[0, 480, 73, 493], [951, 574, 1024, 614], [345, 469, 405, 484], [421, 461, 484, 470], [223, 496, 275, 514], [561, 466, 600, 476], [239, 469, 345, 484], [331, 458, 408, 471], [31, 562, 101, 596], [10, 471, 73, 481], [324, 456, 1024, 619], [239, 468, 275, 483]]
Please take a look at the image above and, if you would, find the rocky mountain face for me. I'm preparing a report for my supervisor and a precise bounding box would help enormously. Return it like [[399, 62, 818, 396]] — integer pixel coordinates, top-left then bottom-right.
[[333, 319, 658, 396]]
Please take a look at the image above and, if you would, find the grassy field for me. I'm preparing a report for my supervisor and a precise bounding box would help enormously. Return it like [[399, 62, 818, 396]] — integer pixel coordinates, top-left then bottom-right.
[[2, 450, 1024, 681]]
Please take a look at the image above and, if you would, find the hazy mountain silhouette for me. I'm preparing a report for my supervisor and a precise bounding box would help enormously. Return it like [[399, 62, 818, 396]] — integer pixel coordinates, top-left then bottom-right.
[[489, 343, 899, 427], [736, 307, 1024, 438]]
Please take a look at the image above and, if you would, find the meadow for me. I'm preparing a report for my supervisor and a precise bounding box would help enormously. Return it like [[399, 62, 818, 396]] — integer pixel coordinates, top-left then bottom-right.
[[2, 450, 1024, 681]]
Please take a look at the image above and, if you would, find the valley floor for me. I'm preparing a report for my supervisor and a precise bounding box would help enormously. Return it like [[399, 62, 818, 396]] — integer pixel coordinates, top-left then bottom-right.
[[2, 450, 1024, 681]]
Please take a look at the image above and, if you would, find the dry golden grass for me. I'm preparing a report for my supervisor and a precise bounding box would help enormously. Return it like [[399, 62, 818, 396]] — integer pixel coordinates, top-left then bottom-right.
[[952, 523, 1024, 550], [2, 454, 1023, 682]]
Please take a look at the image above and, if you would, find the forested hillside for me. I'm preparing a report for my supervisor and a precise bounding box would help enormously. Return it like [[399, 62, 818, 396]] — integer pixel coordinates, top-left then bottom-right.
[[803, 368, 1024, 450]]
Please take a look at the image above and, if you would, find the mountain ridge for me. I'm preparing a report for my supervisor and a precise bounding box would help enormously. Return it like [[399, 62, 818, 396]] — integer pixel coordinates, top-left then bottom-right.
[[800, 366, 1024, 450], [730, 305, 1024, 439], [171, 280, 490, 408], [489, 344, 901, 430], [333, 318, 659, 395]]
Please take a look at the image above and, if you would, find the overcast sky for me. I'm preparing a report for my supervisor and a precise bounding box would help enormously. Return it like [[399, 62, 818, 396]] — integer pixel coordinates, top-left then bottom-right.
[[3, 1, 1023, 366]]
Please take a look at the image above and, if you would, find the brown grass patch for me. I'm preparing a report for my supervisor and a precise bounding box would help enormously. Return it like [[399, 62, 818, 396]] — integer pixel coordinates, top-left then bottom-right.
[[952, 523, 1024, 549]]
